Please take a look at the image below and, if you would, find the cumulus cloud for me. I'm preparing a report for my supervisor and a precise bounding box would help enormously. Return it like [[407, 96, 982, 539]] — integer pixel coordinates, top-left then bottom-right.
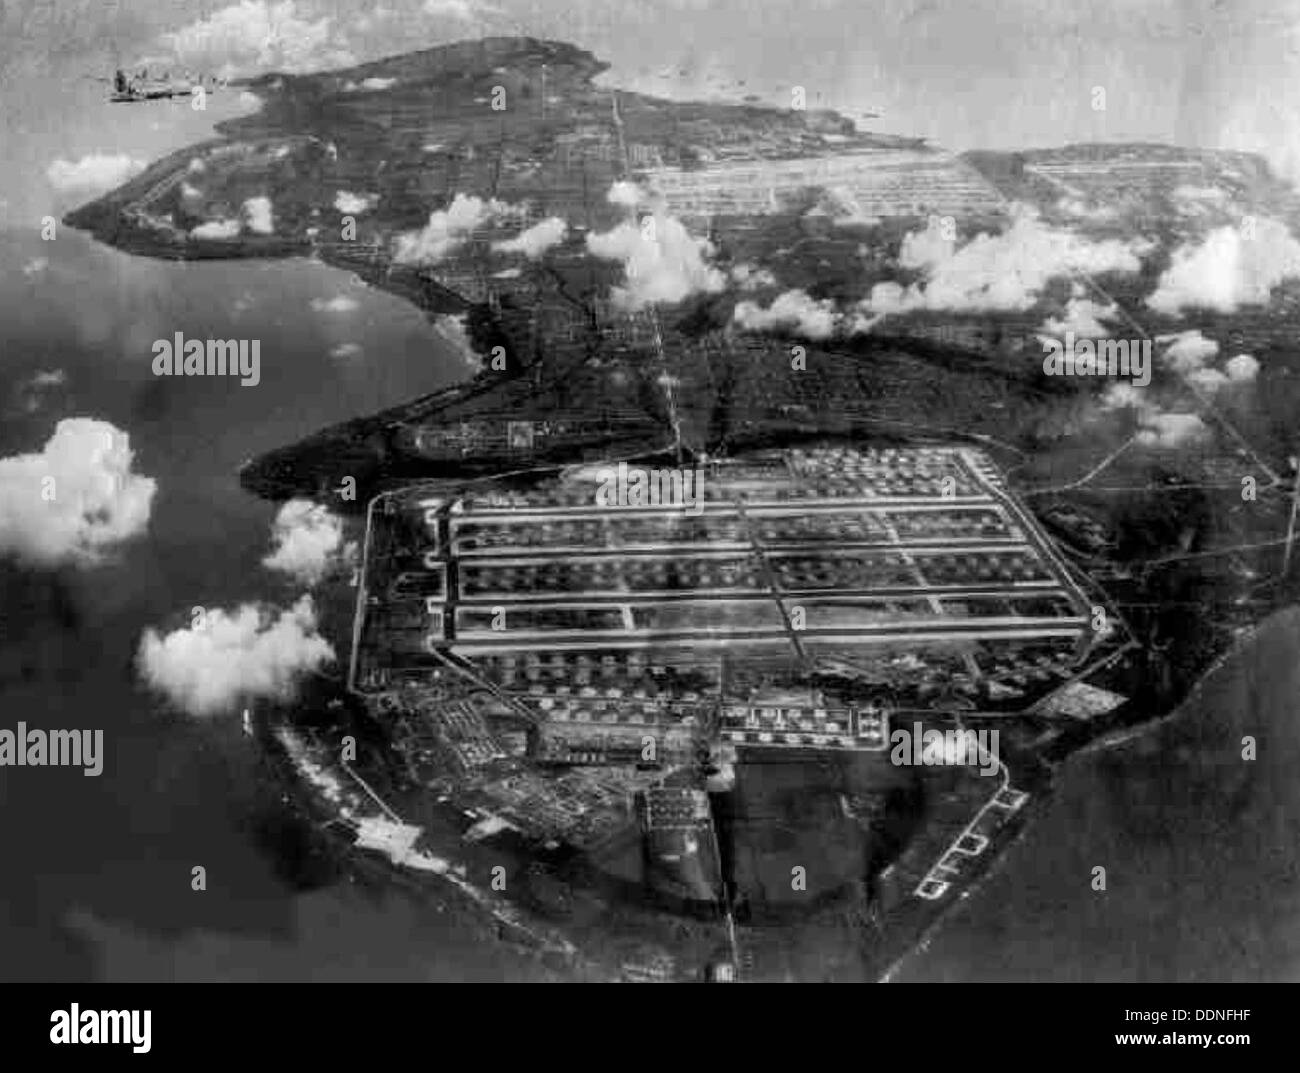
[[159, 1, 352, 78], [392, 193, 522, 265], [1145, 330, 1260, 397], [434, 313, 479, 369], [423, 0, 488, 16], [0, 418, 156, 567], [1186, 367, 1229, 392], [262, 500, 345, 585], [1100, 383, 1210, 448], [136, 595, 335, 718], [22, 256, 49, 277], [1155, 329, 1219, 375], [242, 195, 274, 234], [897, 216, 957, 271], [586, 198, 726, 311], [1133, 411, 1211, 449], [1146, 218, 1300, 315], [310, 294, 359, 313], [606, 181, 644, 208], [1225, 353, 1260, 382], [1039, 297, 1120, 338], [733, 289, 840, 339], [863, 207, 1150, 317], [46, 154, 146, 196], [730, 263, 777, 290], [490, 216, 567, 259], [333, 191, 376, 214], [329, 342, 363, 359], [190, 218, 241, 240]]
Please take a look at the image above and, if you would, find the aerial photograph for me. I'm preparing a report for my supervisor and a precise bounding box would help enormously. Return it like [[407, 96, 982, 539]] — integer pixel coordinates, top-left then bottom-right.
[[1, 0, 1298, 1004]]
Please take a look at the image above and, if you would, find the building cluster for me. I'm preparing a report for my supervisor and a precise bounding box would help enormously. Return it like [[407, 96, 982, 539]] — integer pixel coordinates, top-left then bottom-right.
[[348, 444, 1096, 902], [641, 150, 1003, 223], [718, 704, 888, 750]]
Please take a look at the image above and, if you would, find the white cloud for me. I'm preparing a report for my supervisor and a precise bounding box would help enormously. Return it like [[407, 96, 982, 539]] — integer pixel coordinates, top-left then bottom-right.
[[1147, 218, 1300, 315], [491, 216, 567, 259], [392, 193, 521, 265], [1146, 331, 1259, 397], [897, 215, 956, 271], [46, 154, 146, 196], [606, 181, 644, 208], [1134, 411, 1210, 449], [1155, 329, 1219, 375], [1225, 353, 1260, 382], [333, 191, 376, 214], [423, 0, 486, 16], [1186, 367, 1229, 393], [190, 218, 241, 240], [730, 263, 777, 290], [310, 294, 359, 313], [329, 342, 363, 359], [242, 195, 274, 234], [136, 595, 335, 718], [863, 206, 1149, 317], [1100, 383, 1210, 448], [262, 499, 344, 585], [1099, 383, 1146, 412], [733, 289, 839, 339], [22, 256, 49, 277], [434, 313, 479, 369], [586, 204, 726, 311], [159, 1, 352, 78], [1040, 297, 1120, 338], [0, 418, 156, 567]]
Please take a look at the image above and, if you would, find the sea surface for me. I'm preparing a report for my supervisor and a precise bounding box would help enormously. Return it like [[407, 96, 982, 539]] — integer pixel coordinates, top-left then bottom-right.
[[0, 224, 552, 980], [896, 609, 1300, 982], [3, 222, 1299, 981]]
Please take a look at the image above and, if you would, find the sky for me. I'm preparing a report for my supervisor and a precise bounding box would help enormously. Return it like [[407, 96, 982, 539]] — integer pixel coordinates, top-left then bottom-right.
[[1, 0, 1299, 227]]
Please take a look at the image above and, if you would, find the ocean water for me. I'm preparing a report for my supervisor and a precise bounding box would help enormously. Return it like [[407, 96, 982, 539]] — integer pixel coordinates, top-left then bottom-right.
[[0, 224, 557, 981], [895, 608, 1300, 982]]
